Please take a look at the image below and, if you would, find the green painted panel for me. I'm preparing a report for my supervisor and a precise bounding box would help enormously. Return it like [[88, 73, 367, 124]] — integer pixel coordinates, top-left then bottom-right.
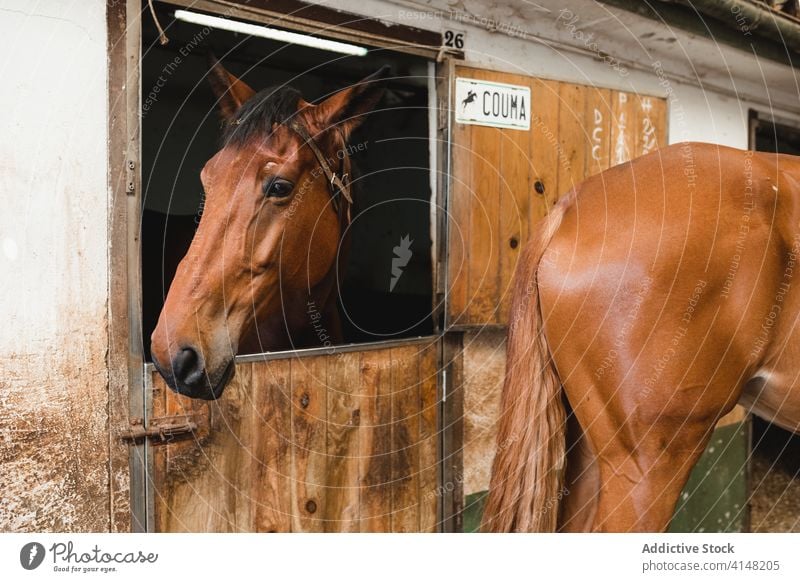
[[462, 421, 749, 532], [668, 421, 749, 532], [463, 491, 488, 533]]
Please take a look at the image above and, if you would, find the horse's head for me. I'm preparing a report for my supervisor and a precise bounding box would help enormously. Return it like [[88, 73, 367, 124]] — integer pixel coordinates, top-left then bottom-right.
[[151, 58, 388, 399]]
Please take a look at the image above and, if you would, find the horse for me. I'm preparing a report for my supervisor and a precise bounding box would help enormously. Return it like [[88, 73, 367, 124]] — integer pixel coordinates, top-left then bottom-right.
[[150, 57, 389, 400], [482, 142, 800, 532], [461, 90, 477, 111]]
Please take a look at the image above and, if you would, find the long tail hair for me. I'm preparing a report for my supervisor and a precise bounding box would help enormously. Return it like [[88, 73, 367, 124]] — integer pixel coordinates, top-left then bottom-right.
[[481, 201, 568, 532]]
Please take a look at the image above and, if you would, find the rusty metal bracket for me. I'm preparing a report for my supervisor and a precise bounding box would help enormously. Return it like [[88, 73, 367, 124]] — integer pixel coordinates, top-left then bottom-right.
[[119, 415, 197, 445]]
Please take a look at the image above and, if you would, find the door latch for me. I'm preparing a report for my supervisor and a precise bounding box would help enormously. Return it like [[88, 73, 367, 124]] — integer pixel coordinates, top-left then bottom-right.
[[119, 415, 197, 445]]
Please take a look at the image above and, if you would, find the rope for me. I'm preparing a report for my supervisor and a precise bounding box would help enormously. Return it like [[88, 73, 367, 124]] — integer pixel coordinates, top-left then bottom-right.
[[148, 0, 169, 45]]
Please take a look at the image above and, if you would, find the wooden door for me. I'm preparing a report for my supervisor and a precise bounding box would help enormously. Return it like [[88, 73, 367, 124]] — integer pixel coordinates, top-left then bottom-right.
[[446, 67, 668, 326], [143, 338, 440, 532]]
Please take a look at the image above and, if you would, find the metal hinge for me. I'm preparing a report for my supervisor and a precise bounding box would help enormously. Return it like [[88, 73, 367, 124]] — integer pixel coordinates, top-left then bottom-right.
[[126, 160, 136, 196], [119, 415, 197, 445]]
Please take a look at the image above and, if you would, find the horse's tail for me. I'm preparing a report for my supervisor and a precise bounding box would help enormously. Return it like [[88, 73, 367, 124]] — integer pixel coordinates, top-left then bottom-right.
[[481, 200, 568, 532]]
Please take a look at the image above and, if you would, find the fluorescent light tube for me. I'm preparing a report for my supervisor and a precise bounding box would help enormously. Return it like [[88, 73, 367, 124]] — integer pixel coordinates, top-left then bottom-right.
[[174, 9, 368, 56]]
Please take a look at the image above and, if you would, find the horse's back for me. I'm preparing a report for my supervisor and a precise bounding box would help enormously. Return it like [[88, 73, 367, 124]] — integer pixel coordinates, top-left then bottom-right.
[[527, 143, 800, 531], [538, 142, 800, 422]]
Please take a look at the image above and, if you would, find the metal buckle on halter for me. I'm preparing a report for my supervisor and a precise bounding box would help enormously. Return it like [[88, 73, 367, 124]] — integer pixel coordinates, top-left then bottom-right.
[[287, 119, 353, 210], [332, 172, 353, 205]]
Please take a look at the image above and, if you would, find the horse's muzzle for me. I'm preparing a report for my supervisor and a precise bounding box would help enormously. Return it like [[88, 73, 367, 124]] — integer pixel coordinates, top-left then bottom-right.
[[151, 347, 235, 400]]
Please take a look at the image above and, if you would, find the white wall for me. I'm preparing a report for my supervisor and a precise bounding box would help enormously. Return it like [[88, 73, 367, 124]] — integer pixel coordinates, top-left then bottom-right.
[[666, 82, 749, 149], [0, 0, 111, 531]]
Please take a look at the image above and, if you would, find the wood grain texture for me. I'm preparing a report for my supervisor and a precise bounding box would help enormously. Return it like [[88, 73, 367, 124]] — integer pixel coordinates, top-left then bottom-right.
[[324, 352, 361, 531], [216, 364, 255, 532], [556, 82, 587, 197], [447, 90, 473, 323], [418, 342, 440, 532], [529, 79, 561, 216], [152, 374, 213, 532], [251, 359, 292, 532], [447, 69, 667, 327], [467, 120, 502, 324], [635, 94, 660, 157], [611, 90, 637, 166], [441, 333, 465, 532], [358, 349, 394, 532], [151, 340, 439, 532], [585, 86, 613, 174], [498, 105, 531, 322], [390, 345, 421, 532], [290, 356, 328, 532]]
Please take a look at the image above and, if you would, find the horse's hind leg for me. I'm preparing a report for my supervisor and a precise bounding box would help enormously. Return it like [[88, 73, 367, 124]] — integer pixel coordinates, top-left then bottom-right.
[[558, 410, 600, 531], [560, 362, 744, 532], [589, 412, 719, 532], [543, 278, 755, 531]]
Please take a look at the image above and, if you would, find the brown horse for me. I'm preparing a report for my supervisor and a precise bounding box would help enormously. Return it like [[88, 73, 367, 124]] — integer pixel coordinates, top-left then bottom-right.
[[483, 142, 800, 532], [150, 59, 388, 399]]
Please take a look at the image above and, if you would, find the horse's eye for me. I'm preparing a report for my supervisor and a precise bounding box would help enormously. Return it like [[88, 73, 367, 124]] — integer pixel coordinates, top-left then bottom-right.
[[263, 177, 294, 199]]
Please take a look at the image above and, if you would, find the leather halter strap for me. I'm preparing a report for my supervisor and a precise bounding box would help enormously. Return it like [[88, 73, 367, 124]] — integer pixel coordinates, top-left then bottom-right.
[[288, 120, 353, 225]]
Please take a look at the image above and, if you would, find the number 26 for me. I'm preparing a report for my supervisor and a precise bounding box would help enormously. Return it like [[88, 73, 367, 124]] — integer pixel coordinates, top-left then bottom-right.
[[444, 30, 464, 49]]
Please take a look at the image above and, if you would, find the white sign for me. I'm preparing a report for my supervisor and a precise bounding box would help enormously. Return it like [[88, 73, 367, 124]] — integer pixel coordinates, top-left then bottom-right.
[[455, 77, 530, 130]]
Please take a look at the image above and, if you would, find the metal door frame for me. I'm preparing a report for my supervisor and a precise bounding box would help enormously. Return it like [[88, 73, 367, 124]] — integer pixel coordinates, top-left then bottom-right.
[[108, 0, 145, 532]]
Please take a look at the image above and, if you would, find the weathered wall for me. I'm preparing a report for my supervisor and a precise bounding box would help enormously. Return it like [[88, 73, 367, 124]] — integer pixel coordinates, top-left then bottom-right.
[[461, 330, 506, 496], [0, 0, 111, 531], [324, 0, 796, 146]]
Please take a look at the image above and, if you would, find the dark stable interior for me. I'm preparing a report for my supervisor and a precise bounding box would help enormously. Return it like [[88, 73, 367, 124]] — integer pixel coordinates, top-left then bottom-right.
[[750, 115, 800, 519], [141, 4, 434, 360]]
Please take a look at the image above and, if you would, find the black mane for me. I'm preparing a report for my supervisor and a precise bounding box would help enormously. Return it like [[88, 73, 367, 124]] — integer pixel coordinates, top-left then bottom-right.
[[222, 86, 302, 146]]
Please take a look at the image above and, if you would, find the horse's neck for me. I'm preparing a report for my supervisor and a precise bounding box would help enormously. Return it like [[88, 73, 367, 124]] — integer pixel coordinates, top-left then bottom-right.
[[299, 230, 350, 346], [244, 205, 351, 353], [243, 259, 343, 353]]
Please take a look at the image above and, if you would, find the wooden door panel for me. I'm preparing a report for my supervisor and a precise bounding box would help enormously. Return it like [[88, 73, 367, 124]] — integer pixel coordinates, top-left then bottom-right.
[[556, 82, 588, 197], [467, 121, 503, 323], [530, 79, 561, 212], [390, 344, 422, 532], [611, 91, 638, 165], [252, 358, 292, 533], [585, 86, 613, 176], [290, 355, 327, 532], [324, 351, 360, 532], [148, 339, 440, 532], [447, 67, 668, 327], [498, 120, 532, 321]]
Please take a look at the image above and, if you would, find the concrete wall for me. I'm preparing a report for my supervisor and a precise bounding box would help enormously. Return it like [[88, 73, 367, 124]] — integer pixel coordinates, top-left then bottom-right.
[[0, 0, 112, 531]]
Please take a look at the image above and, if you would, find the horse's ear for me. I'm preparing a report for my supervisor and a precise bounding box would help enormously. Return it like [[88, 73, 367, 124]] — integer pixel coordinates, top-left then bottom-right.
[[206, 53, 256, 120], [313, 66, 390, 138]]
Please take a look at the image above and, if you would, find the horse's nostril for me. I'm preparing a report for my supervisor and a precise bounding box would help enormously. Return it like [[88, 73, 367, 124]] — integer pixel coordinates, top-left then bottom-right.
[[173, 347, 203, 386]]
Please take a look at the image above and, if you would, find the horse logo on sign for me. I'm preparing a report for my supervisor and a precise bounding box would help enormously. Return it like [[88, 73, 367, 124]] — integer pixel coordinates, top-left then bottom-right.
[[461, 90, 477, 112]]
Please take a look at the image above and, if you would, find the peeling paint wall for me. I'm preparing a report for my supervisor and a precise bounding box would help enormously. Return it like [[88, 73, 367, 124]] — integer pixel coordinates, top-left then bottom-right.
[[0, 0, 111, 531], [462, 330, 506, 496]]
